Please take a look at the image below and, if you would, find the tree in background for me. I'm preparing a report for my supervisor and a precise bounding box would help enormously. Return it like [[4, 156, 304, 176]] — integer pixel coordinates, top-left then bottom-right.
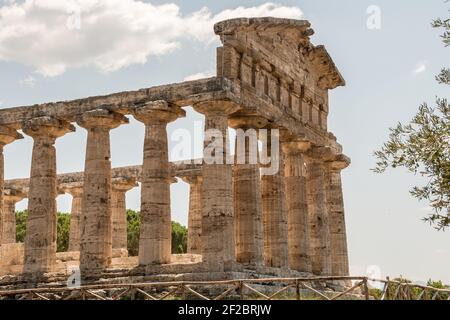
[[15, 210, 27, 243], [171, 221, 188, 254], [373, 11, 450, 230], [126, 209, 141, 256], [15, 210, 70, 252], [16, 209, 188, 255], [56, 213, 71, 252], [126, 210, 188, 255]]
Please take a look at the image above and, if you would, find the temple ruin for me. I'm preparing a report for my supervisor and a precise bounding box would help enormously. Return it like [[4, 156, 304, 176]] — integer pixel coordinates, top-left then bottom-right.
[[0, 17, 351, 287]]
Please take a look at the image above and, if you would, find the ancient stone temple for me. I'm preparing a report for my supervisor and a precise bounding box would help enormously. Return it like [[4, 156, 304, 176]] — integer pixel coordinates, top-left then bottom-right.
[[0, 18, 350, 285]]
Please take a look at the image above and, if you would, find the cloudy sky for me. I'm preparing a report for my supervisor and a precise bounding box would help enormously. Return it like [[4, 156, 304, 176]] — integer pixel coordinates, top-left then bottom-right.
[[0, 0, 449, 284]]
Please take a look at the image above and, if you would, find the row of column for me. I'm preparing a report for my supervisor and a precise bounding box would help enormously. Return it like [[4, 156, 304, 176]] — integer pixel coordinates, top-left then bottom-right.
[[0, 103, 183, 277], [1, 99, 349, 278], [186, 101, 350, 275], [62, 177, 136, 253], [0, 127, 23, 246]]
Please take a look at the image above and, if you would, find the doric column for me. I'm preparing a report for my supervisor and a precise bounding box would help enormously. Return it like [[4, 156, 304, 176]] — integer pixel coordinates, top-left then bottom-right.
[[325, 155, 351, 276], [261, 129, 288, 268], [61, 184, 84, 252], [2, 188, 26, 244], [229, 115, 267, 267], [77, 109, 128, 277], [305, 147, 333, 276], [133, 101, 185, 265], [0, 126, 23, 245], [182, 174, 203, 254], [111, 177, 137, 250], [281, 139, 312, 272], [23, 117, 75, 274], [193, 101, 239, 271]]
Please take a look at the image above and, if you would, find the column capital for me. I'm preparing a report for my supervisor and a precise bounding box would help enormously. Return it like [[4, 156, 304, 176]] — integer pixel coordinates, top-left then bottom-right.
[[22, 116, 75, 139], [3, 188, 27, 204], [281, 140, 311, 155], [133, 100, 185, 125], [112, 177, 138, 192], [305, 146, 335, 163], [326, 154, 351, 171], [0, 126, 23, 147], [77, 109, 129, 130], [61, 183, 84, 197], [181, 174, 203, 185], [193, 100, 240, 116], [228, 115, 268, 130]]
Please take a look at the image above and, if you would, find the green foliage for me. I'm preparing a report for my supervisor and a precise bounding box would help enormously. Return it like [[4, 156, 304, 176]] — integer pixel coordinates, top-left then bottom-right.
[[432, 17, 450, 47], [126, 209, 140, 256], [368, 277, 450, 300], [171, 221, 188, 254], [15, 209, 188, 256], [373, 100, 450, 230], [374, 9, 450, 230], [126, 210, 188, 255], [368, 288, 382, 300], [15, 210, 71, 252], [56, 213, 71, 253], [15, 210, 28, 243]]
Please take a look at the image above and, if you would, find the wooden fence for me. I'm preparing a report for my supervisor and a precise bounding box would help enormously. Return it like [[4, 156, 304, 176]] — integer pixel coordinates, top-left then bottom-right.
[[0, 276, 449, 300]]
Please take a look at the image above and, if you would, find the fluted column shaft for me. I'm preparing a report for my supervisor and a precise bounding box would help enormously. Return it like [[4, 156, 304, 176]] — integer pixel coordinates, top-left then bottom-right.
[[261, 130, 288, 268], [194, 101, 239, 271], [282, 141, 311, 272], [2, 190, 26, 244], [0, 145, 3, 244], [325, 158, 350, 276], [63, 186, 83, 252], [306, 155, 331, 275], [77, 110, 128, 277], [23, 117, 74, 274], [183, 175, 203, 254], [111, 191, 125, 249], [111, 178, 136, 250], [0, 127, 23, 246], [230, 116, 267, 267], [141, 123, 171, 264], [2, 198, 16, 244], [133, 101, 184, 265]]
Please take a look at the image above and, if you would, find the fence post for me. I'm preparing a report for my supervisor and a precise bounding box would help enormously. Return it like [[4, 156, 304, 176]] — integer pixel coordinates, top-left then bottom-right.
[[363, 278, 370, 300], [296, 280, 300, 300], [239, 281, 244, 300]]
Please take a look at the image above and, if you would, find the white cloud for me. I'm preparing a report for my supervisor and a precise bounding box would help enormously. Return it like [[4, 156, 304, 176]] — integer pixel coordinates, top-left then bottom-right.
[[413, 61, 428, 75], [0, 1, 303, 77], [183, 71, 214, 82], [18, 75, 36, 87]]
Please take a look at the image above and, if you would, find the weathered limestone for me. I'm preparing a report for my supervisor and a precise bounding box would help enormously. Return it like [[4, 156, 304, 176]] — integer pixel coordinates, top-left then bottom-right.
[[77, 109, 128, 277], [326, 155, 351, 276], [111, 177, 137, 250], [23, 117, 75, 274], [229, 115, 267, 267], [182, 174, 203, 254], [0, 18, 351, 284], [2, 189, 26, 244], [282, 139, 312, 272], [261, 129, 288, 268], [305, 147, 334, 276], [61, 184, 83, 252], [0, 126, 23, 246], [193, 101, 239, 271], [133, 101, 185, 265]]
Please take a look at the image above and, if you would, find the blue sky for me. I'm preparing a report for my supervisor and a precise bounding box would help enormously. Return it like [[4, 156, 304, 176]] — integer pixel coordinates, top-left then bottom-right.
[[0, 0, 449, 283]]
